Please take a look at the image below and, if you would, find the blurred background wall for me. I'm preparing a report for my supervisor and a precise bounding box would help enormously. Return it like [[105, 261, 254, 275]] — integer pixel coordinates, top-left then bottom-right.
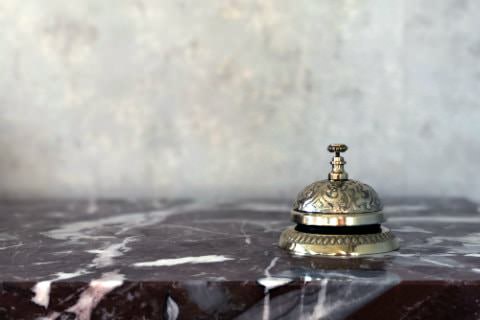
[[0, 0, 479, 201]]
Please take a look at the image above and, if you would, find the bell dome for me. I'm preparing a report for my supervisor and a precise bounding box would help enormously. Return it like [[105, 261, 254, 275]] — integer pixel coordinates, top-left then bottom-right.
[[293, 179, 383, 214]]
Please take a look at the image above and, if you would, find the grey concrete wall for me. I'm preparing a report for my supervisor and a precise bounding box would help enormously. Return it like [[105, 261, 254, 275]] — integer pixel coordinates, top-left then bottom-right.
[[0, 0, 479, 201]]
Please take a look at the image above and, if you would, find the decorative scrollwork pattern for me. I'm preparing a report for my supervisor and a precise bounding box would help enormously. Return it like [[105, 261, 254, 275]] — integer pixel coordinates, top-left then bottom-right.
[[280, 227, 395, 246], [293, 180, 382, 214]]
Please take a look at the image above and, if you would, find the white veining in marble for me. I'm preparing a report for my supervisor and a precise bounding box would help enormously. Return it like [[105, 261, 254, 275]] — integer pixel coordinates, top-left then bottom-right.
[[306, 272, 401, 320], [51, 250, 73, 255], [260, 276, 294, 319], [389, 216, 480, 223], [424, 233, 480, 253], [87, 236, 137, 268], [62, 271, 125, 320], [42, 203, 204, 242], [264, 257, 278, 278], [0, 242, 23, 250], [410, 232, 480, 259], [306, 278, 338, 320], [166, 296, 180, 320], [133, 255, 234, 267], [240, 222, 251, 245], [383, 252, 418, 258], [257, 257, 292, 291], [33, 261, 60, 266], [435, 233, 480, 246], [160, 224, 234, 237], [261, 257, 277, 320], [380, 229, 480, 272], [196, 218, 287, 233], [383, 204, 430, 213], [420, 257, 457, 268], [229, 203, 291, 212], [257, 257, 293, 320], [32, 233, 138, 309], [239, 270, 401, 320], [32, 282, 54, 308], [32, 269, 90, 308], [392, 226, 432, 234], [257, 276, 292, 291]]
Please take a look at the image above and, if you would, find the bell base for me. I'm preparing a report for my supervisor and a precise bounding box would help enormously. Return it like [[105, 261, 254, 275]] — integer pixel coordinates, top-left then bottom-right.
[[279, 226, 399, 256]]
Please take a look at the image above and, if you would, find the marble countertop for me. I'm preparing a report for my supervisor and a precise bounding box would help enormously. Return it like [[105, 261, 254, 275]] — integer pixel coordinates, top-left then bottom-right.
[[0, 198, 479, 319]]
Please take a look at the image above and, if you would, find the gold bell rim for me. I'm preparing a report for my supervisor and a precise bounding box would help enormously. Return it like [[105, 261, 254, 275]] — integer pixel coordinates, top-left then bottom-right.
[[291, 209, 385, 227], [279, 226, 399, 257]]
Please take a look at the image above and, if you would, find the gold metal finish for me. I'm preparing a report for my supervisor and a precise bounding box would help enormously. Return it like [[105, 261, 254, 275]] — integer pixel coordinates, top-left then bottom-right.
[[279, 226, 399, 256], [293, 180, 383, 216], [291, 210, 384, 226], [327, 144, 348, 153], [279, 143, 399, 256], [328, 144, 349, 181]]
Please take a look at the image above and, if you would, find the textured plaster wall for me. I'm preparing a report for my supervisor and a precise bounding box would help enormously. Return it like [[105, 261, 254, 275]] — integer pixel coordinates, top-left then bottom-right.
[[0, 0, 479, 201]]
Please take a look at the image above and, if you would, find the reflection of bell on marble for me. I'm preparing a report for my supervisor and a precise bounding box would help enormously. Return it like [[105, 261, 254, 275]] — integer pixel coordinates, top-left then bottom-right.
[[279, 144, 399, 256]]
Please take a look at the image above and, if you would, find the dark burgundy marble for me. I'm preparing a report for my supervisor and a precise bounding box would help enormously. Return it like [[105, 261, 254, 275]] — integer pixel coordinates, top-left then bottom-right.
[[0, 198, 479, 319]]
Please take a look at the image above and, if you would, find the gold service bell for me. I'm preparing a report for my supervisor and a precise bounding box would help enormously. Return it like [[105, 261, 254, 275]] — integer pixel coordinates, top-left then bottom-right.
[[279, 144, 399, 256]]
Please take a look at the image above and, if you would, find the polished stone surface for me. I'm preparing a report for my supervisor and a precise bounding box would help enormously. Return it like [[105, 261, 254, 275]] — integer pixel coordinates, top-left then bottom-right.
[[0, 198, 479, 319]]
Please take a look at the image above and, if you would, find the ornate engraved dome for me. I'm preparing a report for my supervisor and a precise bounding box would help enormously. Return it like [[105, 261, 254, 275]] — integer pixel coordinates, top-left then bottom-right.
[[293, 179, 383, 214]]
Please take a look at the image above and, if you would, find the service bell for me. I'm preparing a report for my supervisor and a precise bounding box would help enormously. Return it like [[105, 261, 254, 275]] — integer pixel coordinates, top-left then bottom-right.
[[279, 144, 399, 256]]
